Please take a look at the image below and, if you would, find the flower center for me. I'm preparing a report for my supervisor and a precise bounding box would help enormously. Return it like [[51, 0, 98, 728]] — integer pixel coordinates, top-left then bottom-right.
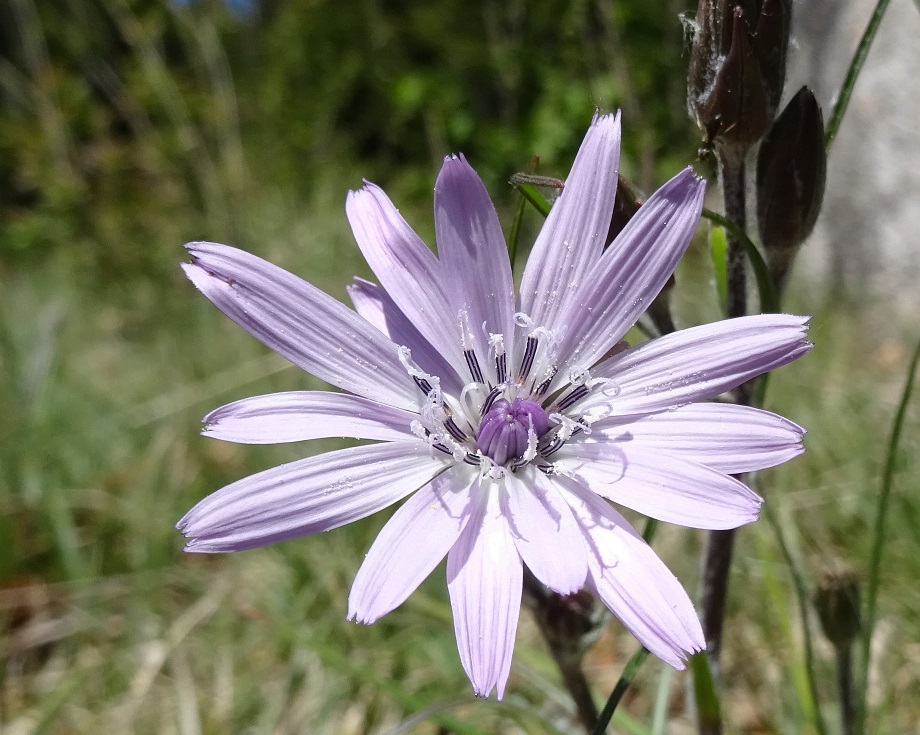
[[476, 398, 550, 467]]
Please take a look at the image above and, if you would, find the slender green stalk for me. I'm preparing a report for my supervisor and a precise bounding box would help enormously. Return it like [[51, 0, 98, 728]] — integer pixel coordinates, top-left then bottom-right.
[[591, 647, 650, 735], [763, 500, 829, 735], [857, 339, 920, 728], [511, 181, 552, 217], [825, 0, 893, 151], [507, 183, 529, 267]]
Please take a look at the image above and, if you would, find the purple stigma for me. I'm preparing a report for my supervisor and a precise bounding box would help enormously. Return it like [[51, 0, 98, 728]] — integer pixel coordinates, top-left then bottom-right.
[[476, 398, 550, 466]]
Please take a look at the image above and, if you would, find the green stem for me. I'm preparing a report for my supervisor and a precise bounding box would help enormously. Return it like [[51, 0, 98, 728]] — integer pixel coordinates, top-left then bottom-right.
[[825, 0, 893, 151], [857, 339, 920, 729]]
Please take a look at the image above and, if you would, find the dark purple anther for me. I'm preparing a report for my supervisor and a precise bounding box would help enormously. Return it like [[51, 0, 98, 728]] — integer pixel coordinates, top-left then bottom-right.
[[476, 398, 550, 466]]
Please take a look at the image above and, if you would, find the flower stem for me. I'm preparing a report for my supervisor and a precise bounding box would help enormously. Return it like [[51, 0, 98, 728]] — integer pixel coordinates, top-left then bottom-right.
[[701, 149, 749, 680], [698, 527, 737, 683], [720, 152, 748, 322], [695, 149, 750, 734]]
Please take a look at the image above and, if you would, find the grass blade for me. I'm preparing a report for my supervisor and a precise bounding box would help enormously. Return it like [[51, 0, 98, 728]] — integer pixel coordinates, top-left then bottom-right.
[[591, 646, 651, 735], [858, 338, 920, 727], [690, 652, 722, 735]]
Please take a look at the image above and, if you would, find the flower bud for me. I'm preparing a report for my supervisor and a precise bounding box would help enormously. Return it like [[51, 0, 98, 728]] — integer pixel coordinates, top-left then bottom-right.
[[756, 86, 827, 289], [814, 565, 861, 649], [687, 0, 791, 153]]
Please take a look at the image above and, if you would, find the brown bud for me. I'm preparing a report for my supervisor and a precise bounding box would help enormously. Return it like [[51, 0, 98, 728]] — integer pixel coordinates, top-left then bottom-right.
[[752, 0, 792, 118], [688, 1, 792, 153], [814, 565, 861, 649], [604, 175, 642, 245], [756, 86, 827, 289]]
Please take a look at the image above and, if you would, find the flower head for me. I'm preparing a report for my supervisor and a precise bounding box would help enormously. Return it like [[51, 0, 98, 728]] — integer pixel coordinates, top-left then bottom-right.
[[179, 113, 811, 699]]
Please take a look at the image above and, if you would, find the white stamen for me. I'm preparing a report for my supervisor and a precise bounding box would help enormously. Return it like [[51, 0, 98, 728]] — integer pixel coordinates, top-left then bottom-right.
[[568, 366, 590, 386], [398, 346, 441, 388], [580, 404, 612, 423], [489, 332, 505, 356], [458, 310, 474, 350], [588, 376, 621, 397], [513, 312, 533, 329], [521, 418, 539, 463], [548, 412, 584, 442]]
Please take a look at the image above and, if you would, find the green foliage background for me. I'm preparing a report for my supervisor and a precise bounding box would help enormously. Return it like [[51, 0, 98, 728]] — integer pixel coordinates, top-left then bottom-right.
[[1, 1, 918, 733]]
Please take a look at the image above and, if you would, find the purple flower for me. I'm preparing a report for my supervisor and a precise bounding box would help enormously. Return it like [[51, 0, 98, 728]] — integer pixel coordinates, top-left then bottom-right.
[[179, 113, 811, 699]]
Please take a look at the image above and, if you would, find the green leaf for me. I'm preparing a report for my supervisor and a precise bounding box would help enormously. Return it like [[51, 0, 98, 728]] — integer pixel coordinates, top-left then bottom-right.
[[709, 224, 728, 315], [703, 208, 779, 314]]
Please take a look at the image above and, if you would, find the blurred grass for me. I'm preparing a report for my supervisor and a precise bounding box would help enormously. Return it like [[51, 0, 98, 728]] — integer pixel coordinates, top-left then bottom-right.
[[2, 1, 919, 733]]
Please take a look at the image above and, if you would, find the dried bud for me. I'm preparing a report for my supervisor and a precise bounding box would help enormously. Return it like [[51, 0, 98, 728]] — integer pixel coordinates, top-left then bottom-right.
[[605, 175, 642, 245], [605, 176, 676, 335], [525, 575, 603, 658], [814, 565, 861, 649], [688, 0, 791, 153], [756, 86, 827, 289]]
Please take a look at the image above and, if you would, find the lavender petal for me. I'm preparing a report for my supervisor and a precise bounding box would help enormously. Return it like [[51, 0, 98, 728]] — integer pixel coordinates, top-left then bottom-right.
[[202, 390, 419, 444], [520, 112, 622, 331], [594, 403, 805, 474], [347, 277, 465, 395], [348, 466, 476, 623], [578, 313, 812, 417], [178, 442, 447, 552], [555, 168, 706, 376], [183, 242, 417, 411], [447, 482, 522, 699], [435, 155, 515, 364], [560, 477, 704, 668], [554, 442, 763, 530], [346, 185, 468, 374], [504, 470, 588, 595]]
